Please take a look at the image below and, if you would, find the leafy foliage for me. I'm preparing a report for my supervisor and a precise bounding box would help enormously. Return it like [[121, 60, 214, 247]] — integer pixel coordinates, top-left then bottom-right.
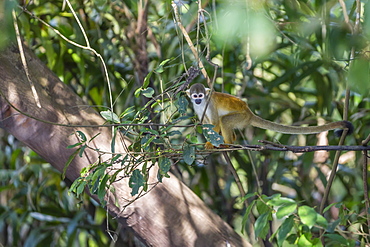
[[0, 139, 115, 246], [1, 0, 369, 246], [242, 194, 363, 246]]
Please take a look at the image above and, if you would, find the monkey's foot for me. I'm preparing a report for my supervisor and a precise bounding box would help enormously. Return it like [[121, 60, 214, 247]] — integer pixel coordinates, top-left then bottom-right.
[[205, 142, 215, 149], [204, 142, 232, 149]]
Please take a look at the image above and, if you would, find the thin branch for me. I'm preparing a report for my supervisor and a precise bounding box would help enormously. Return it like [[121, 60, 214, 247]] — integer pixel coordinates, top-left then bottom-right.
[[222, 152, 247, 205], [171, 1, 210, 84], [320, 90, 351, 217], [214, 142, 370, 153], [12, 9, 41, 108], [338, 0, 352, 31], [222, 152, 258, 245], [319, 129, 349, 214], [362, 134, 370, 146]]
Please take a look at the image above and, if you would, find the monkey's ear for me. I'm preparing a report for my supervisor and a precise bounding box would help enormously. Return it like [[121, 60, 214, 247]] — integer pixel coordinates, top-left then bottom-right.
[[185, 89, 191, 97], [205, 87, 211, 95]]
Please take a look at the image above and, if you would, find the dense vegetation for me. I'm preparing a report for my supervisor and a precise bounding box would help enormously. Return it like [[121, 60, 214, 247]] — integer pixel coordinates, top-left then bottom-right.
[[0, 0, 369, 246]]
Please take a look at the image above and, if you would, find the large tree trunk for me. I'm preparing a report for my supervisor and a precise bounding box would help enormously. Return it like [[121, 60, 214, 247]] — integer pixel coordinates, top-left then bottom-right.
[[0, 44, 251, 247]]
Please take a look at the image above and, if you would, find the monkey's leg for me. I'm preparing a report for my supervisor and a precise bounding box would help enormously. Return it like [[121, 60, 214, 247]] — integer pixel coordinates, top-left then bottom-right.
[[220, 112, 246, 144]]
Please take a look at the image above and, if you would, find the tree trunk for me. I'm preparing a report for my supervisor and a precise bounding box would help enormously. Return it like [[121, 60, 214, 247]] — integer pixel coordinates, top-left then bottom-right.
[[0, 44, 251, 247]]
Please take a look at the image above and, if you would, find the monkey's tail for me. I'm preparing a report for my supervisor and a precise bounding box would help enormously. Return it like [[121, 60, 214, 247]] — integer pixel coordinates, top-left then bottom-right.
[[334, 120, 354, 137], [250, 115, 353, 136]]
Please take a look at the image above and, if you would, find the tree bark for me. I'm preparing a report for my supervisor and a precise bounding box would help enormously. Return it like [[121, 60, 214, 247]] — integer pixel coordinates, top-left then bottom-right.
[[0, 44, 251, 247]]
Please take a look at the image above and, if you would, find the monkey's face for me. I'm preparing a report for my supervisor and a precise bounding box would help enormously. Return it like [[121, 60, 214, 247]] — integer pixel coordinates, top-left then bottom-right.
[[190, 92, 205, 105], [186, 83, 209, 106]]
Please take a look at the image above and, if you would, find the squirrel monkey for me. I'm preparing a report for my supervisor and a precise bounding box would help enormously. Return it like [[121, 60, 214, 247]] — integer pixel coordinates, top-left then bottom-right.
[[186, 83, 353, 148]]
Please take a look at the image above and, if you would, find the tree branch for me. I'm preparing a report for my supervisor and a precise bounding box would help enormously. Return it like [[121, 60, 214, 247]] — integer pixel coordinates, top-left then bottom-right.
[[201, 142, 370, 153]]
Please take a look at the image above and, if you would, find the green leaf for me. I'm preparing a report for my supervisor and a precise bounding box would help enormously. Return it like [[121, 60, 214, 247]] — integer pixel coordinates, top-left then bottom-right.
[[69, 178, 87, 198], [297, 233, 314, 247], [276, 215, 295, 247], [241, 192, 258, 202], [254, 212, 271, 239], [183, 143, 195, 165], [327, 219, 341, 233], [141, 161, 147, 175], [63, 148, 79, 179], [111, 126, 117, 153], [175, 94, 189, 115], [157, 157, 171, 182], [143, 71, 153, 88], [98, 173, 109, 206], [66, 142, 83, 149], [76, 131, 87, 142], [100, 110, 120, 123], [141, 128, 159, 136], [78, 145, 87, 157], [111, 154, 122, 163], [316, 214, 328, 229], [276, 202, 297, 219], [325, 234, 354, 246], [242, 200, 256, 234], [268, 196, 293, 206], [202, 124, 224, 147], [142, 87, 155, 98], [90, 167, 105, 194], [134, 87, 142, 98], [69, 177, 81, 193], [120, 105, 135, 119], [298, 205, 317, 229], [186, 133, 198, 144], [167, 130, 182, 136], [323, 202, 342, 214], [76, 180, 87, 196], [256, 196, 271, 215], [129, 169, 144, 196], [154, 58, 171, 73], [141, 134, 155, 150], [91, 165, 106, 184]]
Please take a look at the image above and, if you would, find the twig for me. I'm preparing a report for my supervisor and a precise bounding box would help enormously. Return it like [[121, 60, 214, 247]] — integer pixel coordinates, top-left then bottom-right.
[[12, 9, 41, 108], [171, 1, 210, 84], [222, 152, 257, 242], [319, 129, 349, 215], [236, 142, 370, 152], [338, 0, 352, 31], [222, 152, 247, 207]]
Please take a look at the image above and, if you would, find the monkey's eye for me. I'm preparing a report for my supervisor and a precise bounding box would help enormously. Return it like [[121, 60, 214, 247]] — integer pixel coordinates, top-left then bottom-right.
[[192, 93, 204, 99]]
